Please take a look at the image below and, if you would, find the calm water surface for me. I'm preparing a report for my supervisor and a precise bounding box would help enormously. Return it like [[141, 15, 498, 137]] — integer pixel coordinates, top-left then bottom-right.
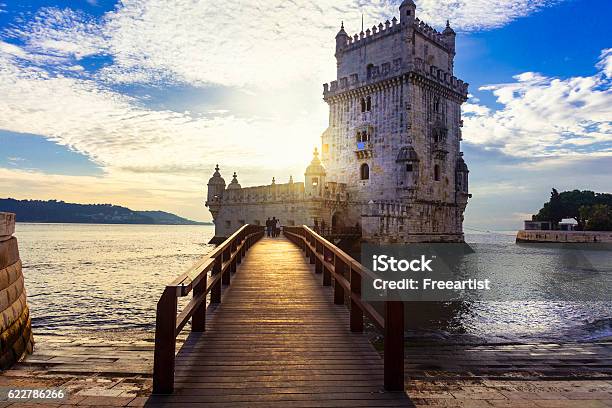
[[17, 223, 215, 337], [15, 223, 612, 343]]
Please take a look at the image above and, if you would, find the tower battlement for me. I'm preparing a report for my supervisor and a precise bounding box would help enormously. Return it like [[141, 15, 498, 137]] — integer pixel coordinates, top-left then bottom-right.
[[339, 16, 453, 54], [327, 2, 461, 101]]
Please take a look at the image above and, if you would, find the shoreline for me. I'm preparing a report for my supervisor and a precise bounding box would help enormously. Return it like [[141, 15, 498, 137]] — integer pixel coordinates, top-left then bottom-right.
[[32, 326, 612, 347], [516, 229, 612, 244]]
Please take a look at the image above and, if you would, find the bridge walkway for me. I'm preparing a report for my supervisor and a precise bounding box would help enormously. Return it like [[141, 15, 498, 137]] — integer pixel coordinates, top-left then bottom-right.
[[147, 236, 410, 407]]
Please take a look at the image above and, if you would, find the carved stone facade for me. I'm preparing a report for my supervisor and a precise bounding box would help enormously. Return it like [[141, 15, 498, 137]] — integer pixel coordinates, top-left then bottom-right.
[[206, 0, 470, 243]]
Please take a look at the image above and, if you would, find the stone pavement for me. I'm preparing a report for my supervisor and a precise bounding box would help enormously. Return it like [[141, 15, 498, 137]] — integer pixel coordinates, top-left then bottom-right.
[[0, 335, 609, 407]]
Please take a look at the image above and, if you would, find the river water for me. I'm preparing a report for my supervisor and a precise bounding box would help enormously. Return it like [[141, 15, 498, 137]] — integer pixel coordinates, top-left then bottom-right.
[[15, 223, 612, 343]]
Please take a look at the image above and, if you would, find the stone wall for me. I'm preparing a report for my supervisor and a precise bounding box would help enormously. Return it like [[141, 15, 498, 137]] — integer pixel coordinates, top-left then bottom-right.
[[0, 212, 34, 369], [516, 230, 612, 243]]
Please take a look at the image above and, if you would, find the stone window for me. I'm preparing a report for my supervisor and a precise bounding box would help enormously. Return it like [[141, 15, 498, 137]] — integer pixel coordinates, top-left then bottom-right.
[[406, 163, 413, 172], [382, 63, 390, 75], [312, 177, 319, 186], [360, 163, 370, 180], [434, 164, 440, 181], [225, 220, 231, 228], [360, 96, 372, 112], [434, 97, 441, 113], [322, 143, 329, 153], [357, 131, 370, 143]]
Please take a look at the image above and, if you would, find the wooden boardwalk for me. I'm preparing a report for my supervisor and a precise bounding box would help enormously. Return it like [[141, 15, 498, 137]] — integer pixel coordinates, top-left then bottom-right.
[[147, 236, 411, 407]]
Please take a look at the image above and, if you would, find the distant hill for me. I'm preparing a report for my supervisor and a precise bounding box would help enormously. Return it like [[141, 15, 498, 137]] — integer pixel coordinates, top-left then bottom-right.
[[0, 198, 211, 225]]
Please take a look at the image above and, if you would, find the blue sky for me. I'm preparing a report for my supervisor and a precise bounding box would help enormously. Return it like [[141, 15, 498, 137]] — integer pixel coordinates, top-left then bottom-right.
[[0, 0, 610, 228]]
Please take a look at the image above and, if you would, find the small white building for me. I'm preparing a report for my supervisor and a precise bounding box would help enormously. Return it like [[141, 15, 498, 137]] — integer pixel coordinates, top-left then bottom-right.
[[559, 218, 578, 231]]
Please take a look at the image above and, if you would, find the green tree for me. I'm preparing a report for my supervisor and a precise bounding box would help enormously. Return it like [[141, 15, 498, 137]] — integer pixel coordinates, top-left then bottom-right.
[[581, 204, 612, 231], [534, 189, 564, 224], [534, 189, 612, 230]]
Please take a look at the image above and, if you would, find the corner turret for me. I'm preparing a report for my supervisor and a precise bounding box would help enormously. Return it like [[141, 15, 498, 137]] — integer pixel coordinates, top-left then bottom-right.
[[227, 172, 241, 190], [442, 20, 456, 53], [205, 164, 226, 220], [226, 171, 243, 201], [304, 148, 326, 197], [399, 0, 416, 25], [455, 155, 469, 195], [335, 22, 349, 57]]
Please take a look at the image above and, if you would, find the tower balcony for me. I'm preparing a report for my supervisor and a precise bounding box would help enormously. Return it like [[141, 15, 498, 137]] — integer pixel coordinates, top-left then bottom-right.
[[355, 142, 373, 159]]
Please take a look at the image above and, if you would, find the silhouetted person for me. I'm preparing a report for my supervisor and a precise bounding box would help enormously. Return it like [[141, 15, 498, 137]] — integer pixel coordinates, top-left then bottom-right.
[[271, 217, 277, 237], [266, 217, 272, 237], [275, 218, 281, 237]]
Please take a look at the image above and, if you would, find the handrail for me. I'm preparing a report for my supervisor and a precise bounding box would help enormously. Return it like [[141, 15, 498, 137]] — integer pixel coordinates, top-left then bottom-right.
[[283, 225, 405, 391], [152, 224, 265, 394]]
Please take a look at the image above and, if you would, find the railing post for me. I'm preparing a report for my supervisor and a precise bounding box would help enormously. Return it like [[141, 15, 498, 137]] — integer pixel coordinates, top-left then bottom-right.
[[236, 235, 243, 265], [315, 242, 323, 274], [299, 229, 305, 251], [322, 249, 332, 286], [230, 242, 237, 274], [211, 254, 222, 303], [153, 288, 178, 394], [333, 258, 346, 305], [192, 272, 207, 332], [350, 265, 363, 332], [384, 301, 404, 391], [223, 248, 231, 285], [308, 234, 315, 265]]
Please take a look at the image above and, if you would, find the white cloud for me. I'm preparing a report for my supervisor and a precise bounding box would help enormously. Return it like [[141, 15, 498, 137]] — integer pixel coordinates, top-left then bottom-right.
[[596, 48, 612, 78], [0, 43, 319, 185], [463, 50, 612, 157], [4, 8, 107, 60], [415, 0, 559, 30], [2, 1, 564, 88]]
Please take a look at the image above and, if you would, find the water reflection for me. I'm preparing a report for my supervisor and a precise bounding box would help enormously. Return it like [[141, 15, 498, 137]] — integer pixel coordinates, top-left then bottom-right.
[[366, 233, 612, 343]]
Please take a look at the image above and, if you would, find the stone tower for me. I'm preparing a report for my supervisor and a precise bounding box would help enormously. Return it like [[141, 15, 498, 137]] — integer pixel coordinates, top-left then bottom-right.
[[321, 2, 470, 242]]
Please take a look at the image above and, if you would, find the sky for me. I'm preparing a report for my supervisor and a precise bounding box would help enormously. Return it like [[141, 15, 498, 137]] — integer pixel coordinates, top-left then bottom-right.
[[0, 0, 610, 230]]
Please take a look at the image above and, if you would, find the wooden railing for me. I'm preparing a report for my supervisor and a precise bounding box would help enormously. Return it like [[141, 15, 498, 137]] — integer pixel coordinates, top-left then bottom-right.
[[283, 225, 405, 391], [152, 224, 265, 394]]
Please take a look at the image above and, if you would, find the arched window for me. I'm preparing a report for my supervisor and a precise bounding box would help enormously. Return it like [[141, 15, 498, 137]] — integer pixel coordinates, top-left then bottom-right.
[[360, 98, 366, 113], [434, 164, 440, 181], [434, 97, 440, 113], [360, 163, 370, 180], [366, 96, 372, 111]]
